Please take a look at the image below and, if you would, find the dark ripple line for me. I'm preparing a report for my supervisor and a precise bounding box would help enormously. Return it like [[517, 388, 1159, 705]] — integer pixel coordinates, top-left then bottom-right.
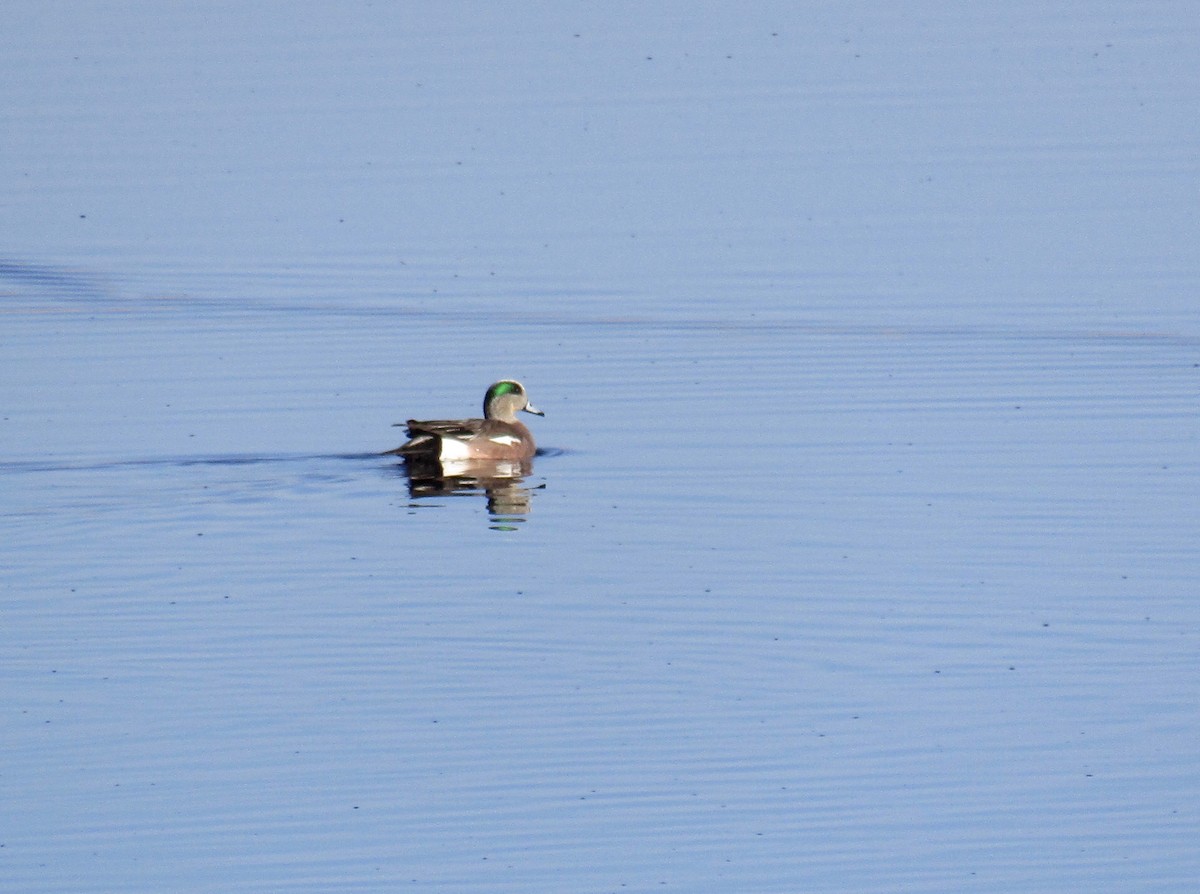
[[1, 447, 568, 475], [0, 259, 111, 300], [0, 452, 380, 474]]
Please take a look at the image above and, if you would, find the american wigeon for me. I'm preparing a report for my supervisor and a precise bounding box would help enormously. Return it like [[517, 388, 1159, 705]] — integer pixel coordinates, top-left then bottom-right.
[[383, 380, 544, 461]]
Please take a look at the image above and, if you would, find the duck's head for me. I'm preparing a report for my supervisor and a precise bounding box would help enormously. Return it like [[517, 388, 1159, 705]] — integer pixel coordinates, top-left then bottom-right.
[[484, 380, 543, 422]]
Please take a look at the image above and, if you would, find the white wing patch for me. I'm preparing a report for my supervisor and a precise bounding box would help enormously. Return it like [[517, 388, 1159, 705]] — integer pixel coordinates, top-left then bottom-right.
[[488, 435, 520, 446], [438, 439, 472, 460]]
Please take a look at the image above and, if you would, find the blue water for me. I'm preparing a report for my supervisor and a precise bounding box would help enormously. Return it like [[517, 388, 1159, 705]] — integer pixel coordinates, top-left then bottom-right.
[[3, 3, 1199, 892]]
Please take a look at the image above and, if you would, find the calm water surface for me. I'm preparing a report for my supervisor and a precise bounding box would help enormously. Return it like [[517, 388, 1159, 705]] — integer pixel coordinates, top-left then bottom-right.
[[3, 4, 1199, 892]]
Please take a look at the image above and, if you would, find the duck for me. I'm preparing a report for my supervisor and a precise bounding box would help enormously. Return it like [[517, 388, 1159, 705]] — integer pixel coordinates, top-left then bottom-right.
[[383, 380, 543, 461]]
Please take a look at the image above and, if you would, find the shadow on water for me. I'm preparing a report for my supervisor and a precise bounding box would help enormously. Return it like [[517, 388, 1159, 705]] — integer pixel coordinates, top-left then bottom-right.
[[385, 450, 560, 532]]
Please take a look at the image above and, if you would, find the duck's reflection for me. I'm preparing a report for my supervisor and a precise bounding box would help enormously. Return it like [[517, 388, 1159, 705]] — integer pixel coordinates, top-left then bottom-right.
[[399, 455, 540, 528]]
